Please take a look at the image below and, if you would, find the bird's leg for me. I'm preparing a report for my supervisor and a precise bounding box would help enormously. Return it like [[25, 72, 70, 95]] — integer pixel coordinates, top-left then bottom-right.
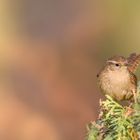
[[132, 89, 137, 104], [125, 106, 134, 117]]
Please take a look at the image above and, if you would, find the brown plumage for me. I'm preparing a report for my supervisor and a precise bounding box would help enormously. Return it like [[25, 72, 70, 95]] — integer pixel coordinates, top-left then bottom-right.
[[97, 53, 140, 102], [127, 53, 140, 73]]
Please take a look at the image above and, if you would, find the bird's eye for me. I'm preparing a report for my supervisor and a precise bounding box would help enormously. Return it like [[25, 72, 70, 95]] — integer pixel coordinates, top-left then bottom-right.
[[115, 63, 120, 67], [97, 74, 99, 77]]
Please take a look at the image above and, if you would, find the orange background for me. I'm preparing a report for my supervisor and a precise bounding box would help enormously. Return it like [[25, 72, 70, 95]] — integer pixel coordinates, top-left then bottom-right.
[[1, 1, 140, 140]]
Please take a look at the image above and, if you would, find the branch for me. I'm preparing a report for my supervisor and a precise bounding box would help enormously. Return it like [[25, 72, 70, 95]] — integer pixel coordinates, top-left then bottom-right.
[[86, 82, 140, 140]]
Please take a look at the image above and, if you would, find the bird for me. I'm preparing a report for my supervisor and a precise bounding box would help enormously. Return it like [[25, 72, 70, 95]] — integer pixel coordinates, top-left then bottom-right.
[[97, 53, 140, 102]]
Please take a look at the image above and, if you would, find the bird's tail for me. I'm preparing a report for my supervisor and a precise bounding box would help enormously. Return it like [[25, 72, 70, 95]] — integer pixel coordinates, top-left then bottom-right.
[[127, 53, 140, 73]]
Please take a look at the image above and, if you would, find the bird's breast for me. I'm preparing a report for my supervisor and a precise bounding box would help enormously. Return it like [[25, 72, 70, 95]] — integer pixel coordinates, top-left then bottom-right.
[[99, 69, 131, 100], [106, 70, 130, 85]]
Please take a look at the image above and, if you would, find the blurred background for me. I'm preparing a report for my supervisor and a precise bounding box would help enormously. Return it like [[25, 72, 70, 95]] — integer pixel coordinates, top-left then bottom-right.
[[0, 0, 140, 140]]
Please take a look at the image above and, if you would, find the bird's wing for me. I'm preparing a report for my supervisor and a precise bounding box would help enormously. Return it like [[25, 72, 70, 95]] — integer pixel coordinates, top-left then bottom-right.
[[130, 72, 137, 86], [127, 53, 140, 73]]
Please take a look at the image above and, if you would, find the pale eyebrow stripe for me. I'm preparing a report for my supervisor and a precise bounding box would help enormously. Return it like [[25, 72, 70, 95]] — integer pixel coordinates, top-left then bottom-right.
[[107, 60, 117, 64]]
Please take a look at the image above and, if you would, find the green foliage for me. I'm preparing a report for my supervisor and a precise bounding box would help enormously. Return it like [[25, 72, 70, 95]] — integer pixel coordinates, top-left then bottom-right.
[[101, 95, 137, 140], [86, 122, 100, 140], [86, 83, 140, 140]]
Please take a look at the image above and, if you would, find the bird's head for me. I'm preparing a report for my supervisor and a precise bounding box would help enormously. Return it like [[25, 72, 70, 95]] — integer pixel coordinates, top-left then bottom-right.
[[106, 56, 128, 71]]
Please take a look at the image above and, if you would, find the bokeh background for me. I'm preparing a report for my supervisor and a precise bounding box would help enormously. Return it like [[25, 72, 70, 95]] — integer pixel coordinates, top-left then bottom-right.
[[1, 0, 140, 140]]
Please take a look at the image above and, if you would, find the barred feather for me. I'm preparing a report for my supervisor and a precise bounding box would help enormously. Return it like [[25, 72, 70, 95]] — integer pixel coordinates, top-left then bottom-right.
[[127, 53, 140, 73]]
